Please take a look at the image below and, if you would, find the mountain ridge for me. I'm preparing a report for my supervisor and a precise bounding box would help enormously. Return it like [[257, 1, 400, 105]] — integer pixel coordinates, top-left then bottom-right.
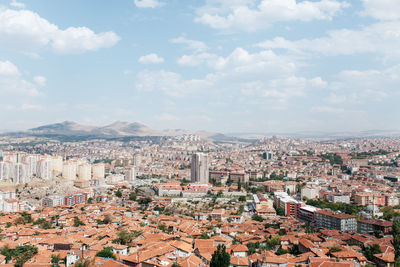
[[14, 121, 232, 141]]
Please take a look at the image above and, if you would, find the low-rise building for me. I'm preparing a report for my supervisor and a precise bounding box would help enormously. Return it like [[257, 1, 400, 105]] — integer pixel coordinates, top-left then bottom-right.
[[315, 209, 357, 232]]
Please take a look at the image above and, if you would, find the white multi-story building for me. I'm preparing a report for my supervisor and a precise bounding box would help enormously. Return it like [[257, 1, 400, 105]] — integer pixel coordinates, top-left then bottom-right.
[[23, 154, 39, 177], [191, 153, 209, 184], [125, 166, 136, 182], [37, 159, 52, 179], [0, 188, 18, 212], [51, 156, 63, 176], [133, 155, 141, 167], [0, 161, 10, 180], [92, 163, 105, 179], [10, 163, 29, 184], [3, 152, 18, 163], [63, 161, 77, 180], [78, 163, 91, 180], [301, 186, 320, 200]]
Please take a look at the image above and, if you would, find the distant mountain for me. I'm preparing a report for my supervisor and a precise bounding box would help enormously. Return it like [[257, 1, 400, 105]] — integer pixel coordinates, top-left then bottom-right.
[[95, 121, 160, 137], [8, 121, 238, 142], [30, 121, 97, 136], [228, 130, 400, 139]]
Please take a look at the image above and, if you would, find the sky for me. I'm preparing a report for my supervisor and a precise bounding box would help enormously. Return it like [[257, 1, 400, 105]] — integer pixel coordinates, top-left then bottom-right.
[[0, 0, 399, 133]]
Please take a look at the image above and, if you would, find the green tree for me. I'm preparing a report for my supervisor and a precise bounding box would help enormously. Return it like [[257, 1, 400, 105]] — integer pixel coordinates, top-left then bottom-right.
[[246, 242, 260, 255], [112, 229, 142, 245], [200, 232, 209, 239], [96, 247, 116, 259], [393, 217, 400, 266], [171, 263, 181, 267], [290, 245, 301, 256], [210, 245, 230, 267], [137, 197, 152, 205], [238, 196, 246, 202], [278, 229, 287, 236], [73, 216, 85, 227], [103, 214, 112, 224], [238, 180, 241, 191], [12, 245, 38, 267], [115, 189, 122, 198], [0, 244, 13, 261], [20, 212, 33, 223], [34, 218, 53, 229], [382, 206, 400, 221], [362, 244, 382, 261], [252, 214, 263, 222], [276, 247, 289, 255], [75, 258, 93, 267], [236, 205, 244, 215], [329, 247, 342, 253], [51, 254, 62, 267], [276, 207, 285, 216], [129, 192, 137, 201], [265, 236, 281, 250]]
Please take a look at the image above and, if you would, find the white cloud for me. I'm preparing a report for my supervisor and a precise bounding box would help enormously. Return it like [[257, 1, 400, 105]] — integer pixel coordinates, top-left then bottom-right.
[[136, 69, 211, 97], [155, 113, 181, 121], [10, 0, 25, 9], [0, 60, 41, 97], [33, 75, 46, 86], [170, 36, 208, 52], [195, 0, 349, 31], [0, 7, 120, 54], [257, 21, 400, 58], [327, 65, 400, 104], [0, 60, 19, 76], [360, 0, 400, 20], [134, 0, 164, 8], [138, 53, 164, 64], [177, 53, 221, 67], [5, 104, 45, 111], [178, 47, 297, 73], [137, 47, 326, 103], [310, 106, 346, 113], [123, 69, 133, 75], [52, 27, 120, 54]]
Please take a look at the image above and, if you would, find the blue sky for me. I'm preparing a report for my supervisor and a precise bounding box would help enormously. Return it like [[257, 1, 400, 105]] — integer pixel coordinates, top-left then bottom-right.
[[0, 0, 399, 133]]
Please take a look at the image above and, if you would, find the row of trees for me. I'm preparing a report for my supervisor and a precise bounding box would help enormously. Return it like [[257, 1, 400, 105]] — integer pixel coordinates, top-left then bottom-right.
[[306, 199, 362, 215], [0, 244, 38, 267]]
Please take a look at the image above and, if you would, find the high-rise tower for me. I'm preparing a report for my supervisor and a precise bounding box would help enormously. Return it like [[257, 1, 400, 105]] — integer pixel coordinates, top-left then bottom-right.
[[191, 153, 209, 184]]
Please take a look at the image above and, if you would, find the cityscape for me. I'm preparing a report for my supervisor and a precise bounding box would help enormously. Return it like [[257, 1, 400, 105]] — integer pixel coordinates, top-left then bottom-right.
[[1, 0, 400, 267]]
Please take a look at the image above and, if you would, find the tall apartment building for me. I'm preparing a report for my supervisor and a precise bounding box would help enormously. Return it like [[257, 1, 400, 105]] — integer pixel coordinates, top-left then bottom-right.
[[37, 159, 52, 179], [51, 156, 63, 176], [191, 153, 209, 184], [315, 209, 357, 232], [125, 166, 136, 182], [23, 154, 39, 177], [263, 151, 274, 160], [78, 163, 91, 180], [274, 191, 303, 217], [62, 161, 77, 180], [10, 163, 29, 184], [0, 162, 9, 180], [92, 163, 105, 179]]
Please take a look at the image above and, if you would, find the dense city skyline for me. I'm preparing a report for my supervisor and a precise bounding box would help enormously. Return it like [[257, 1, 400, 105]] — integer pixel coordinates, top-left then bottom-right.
[[1, 0, 399, 133]]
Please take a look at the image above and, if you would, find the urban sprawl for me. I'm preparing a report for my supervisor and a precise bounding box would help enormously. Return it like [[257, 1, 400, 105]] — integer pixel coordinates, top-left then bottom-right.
[[0, 135, 400, 266]]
